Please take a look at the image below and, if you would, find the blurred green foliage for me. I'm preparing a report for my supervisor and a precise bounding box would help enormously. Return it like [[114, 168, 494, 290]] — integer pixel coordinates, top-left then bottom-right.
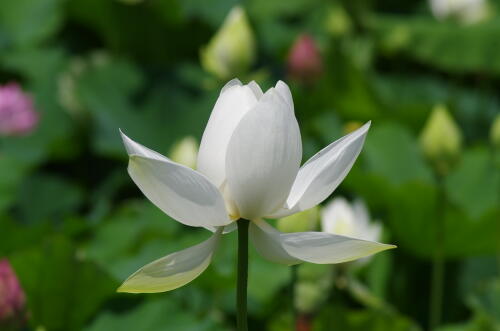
[[0, 0, 499, 330]]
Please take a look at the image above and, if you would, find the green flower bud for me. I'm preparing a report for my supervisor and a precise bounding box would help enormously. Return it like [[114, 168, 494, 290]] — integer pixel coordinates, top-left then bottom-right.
[[169, 136, 198, 169], [491, 114, 500, 148], [277, 207, 318, 233], [324, 5, 352, 37], [200, 7, 256, 80], [419, 105, 463, 174]]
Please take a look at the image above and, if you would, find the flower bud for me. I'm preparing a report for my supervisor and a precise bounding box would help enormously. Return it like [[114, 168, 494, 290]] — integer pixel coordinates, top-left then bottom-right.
[[200, 7, 255, 80], [419, 104, 463, 173], [287, 34, 323, 84], [430, 0, 488, 24], [169, 136, 199, 169], [324, 5, 352, 37], [0, 83, 39, 136], [0, 259, 26, 323], [277, 207, 318, 233], [491, 114, 500, 148]]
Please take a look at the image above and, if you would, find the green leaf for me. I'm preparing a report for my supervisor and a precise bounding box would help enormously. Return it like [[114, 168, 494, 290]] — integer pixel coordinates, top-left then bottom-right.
[[10, 236, 118, 331], [374, 15, 500, 74], [445, 147, 500, 220], [85, 297, 228, 331], [0, 0, 64, 48], [363, 122, 433, 186], [15, 174, 83, 223]]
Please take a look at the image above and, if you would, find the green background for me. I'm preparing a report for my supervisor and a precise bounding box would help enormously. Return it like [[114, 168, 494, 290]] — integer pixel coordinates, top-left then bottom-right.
[[0, 0, 499, 330]]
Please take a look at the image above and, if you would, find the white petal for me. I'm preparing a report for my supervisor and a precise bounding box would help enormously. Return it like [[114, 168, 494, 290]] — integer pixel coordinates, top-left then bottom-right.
[[197, 82, 260, 188], [225, 88, 302, 219], [117, 229, 223, 293], [249, 219, 301, 265], [220, 78, 242, 94], [279, 122, 370, 216], [250, 220, 394, 265], [121, 131, 231, 228], [275, 80, 293, 112], [247, 80, 263, 99]]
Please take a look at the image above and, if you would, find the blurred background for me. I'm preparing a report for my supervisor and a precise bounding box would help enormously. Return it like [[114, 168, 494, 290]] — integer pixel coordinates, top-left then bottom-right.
[[0, 0, 499, 330]]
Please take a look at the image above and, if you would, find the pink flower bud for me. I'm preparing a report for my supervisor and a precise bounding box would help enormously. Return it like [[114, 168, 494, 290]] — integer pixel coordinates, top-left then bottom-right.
[[0, 83, 39, 136], [0, 259, 26, 321], [287, 34, 323, 84]]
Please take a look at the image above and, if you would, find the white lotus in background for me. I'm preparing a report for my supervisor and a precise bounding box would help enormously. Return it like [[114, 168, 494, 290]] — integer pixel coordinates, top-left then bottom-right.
[[321, 197, 382, 257], [118, 79, 395, 293], [430, 0, 488, 24]]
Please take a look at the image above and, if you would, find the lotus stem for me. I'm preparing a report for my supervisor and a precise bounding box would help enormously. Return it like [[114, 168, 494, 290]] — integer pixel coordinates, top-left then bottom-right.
[[237, 218, 250, 331]]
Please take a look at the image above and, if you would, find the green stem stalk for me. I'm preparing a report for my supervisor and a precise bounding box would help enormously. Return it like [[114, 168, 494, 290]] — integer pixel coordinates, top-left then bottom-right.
[[237, 219, 250, 331], [291, 264, 298, 330], [429, 178, 446, 331]]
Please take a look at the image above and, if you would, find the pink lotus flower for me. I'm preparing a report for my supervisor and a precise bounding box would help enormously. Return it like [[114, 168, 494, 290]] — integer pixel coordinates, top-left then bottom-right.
[[287, 34, 323, 84], [0, 83, 39, 136], [0, 259, 26, 321]]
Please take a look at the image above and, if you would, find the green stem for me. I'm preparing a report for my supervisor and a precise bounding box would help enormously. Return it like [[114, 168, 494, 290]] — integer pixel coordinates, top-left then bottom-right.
[[430, 246, 444, 331], [429, 179, 446, 331], [291, 264, 298, 330], [237, 219, 250, 331]]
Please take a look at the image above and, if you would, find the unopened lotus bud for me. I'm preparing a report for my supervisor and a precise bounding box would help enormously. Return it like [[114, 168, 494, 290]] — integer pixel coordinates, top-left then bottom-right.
[[324, 5, 352, 36], [169, 136, 199, 169], [491, 114, 500, 148], [419, 105, 463, 173], [0, 259, 26, 323], [201, 7, 255, 80], [277, 207, 318, 233], [287, 34, 323, 84], [0, 83, 39, 136], [430, 0, 488, 24]]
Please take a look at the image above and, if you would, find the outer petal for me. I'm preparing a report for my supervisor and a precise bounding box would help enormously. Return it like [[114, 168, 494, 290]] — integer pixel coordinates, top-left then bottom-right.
[[197, 81, 260, 188], [117, 229, 223, 293], [225, 88, 302, 219], [275, 80, 293, 112], [268, 122, 370, 218], [250, 220, 395, 265], [121, 131, 231, 228]]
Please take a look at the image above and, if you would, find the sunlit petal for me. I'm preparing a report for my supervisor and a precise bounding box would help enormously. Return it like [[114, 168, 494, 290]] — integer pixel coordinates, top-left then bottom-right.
[[117, 229, 223, 293]]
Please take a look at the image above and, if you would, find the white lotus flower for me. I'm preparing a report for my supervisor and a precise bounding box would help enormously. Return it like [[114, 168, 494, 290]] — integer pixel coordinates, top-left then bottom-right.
[[118, 79, 395, 293], [429, 0, 488, 24], [321, 197, 382, 243]]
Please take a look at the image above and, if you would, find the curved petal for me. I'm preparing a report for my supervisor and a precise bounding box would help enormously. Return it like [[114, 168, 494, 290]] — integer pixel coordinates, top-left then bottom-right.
[[121, 131, 231, 228], [250, 220, 395, 265], [197, 81, 260, 188], [249, 219, 302, 265], [117, 229, 223, 293], [225, 88, 302, 219], [269, 122, 370, 218], [247, 80, 264, 99], [275, 80, 293, 112]]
